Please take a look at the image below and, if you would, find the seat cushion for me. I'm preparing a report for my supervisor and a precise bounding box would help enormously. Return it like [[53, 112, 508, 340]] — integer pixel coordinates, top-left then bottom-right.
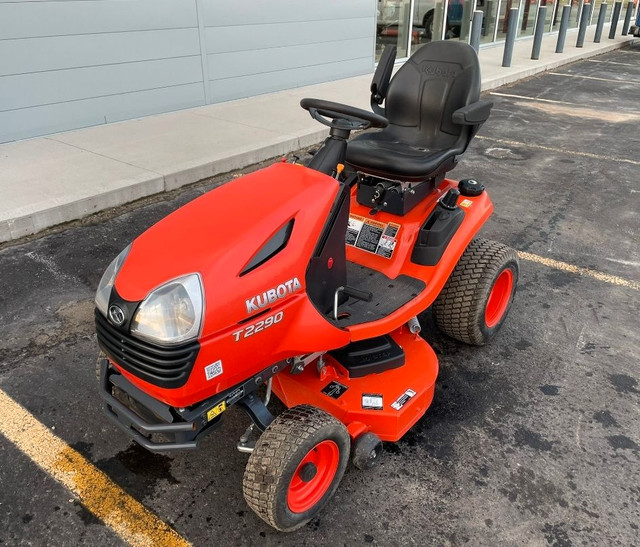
[[346, 130, 457, 182]]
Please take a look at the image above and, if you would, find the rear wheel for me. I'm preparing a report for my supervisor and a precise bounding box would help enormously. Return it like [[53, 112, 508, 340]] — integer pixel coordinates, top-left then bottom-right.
[[243, 405, 350, 531], [433, 238, 519, 345]]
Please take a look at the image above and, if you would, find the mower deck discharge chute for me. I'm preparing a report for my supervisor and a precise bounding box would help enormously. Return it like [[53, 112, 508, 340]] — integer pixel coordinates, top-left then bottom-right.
[[95, 41, 519, 531]]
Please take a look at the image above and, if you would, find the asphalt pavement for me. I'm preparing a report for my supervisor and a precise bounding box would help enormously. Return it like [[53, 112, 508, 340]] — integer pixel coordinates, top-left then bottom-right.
[[1, 45, 639, 546]]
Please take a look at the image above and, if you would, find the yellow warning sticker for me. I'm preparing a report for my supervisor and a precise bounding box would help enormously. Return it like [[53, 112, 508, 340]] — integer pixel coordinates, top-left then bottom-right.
[[207, 401, 226, 422], [459, 199, 473, 208]]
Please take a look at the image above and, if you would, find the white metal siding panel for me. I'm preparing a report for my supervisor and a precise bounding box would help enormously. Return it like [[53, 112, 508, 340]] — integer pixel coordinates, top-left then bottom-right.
[[0, 0, 197, 39], [203, 0, 375, 102], [0, 57, 204, 111], [207, 38, 372, 80], [208, 59, 372, 104], [204, 18, 373, 54], [0, 0, 204, 143], [0, 83, 205, 143], [0, 29, 202, 76], [201, 0, 373, 25], [0, 0, 375, 143]]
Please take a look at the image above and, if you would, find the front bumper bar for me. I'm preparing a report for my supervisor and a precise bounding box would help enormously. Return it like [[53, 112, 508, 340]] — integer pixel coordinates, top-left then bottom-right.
[[99, 358, 285, 453], [99, 360, 218, 451]]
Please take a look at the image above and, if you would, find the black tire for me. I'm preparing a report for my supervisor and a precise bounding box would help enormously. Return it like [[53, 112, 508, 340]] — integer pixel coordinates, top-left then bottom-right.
[[243, 405, 350, 532], [423, 11, 435, 40], [352, 432, 383, 470], [433, 238, 519, 346]]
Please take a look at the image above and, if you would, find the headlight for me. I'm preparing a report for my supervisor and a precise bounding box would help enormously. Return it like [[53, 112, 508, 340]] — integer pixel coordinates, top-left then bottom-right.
[[95, 244, 132, 316], [130, 274, 204, 346]]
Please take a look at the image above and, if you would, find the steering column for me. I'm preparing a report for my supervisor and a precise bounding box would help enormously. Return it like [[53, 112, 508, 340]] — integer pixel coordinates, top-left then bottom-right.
[[299, 98, 388, 177]]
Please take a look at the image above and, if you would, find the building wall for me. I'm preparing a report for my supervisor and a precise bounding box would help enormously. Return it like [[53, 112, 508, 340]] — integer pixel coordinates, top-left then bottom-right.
[[202, 1, 375, 103], [0, 0, 376, 144]]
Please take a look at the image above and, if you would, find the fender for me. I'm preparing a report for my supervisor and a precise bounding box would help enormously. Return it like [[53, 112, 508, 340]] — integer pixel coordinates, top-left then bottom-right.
[[345, 178, 493, 340]]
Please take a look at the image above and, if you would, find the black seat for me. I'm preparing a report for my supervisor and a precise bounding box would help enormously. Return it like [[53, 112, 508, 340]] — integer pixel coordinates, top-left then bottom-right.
[[346, 41, 492, 183]]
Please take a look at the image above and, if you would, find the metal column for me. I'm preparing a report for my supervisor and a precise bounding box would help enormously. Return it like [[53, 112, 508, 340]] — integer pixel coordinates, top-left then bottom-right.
[[470, 10, 484, 52], [502, 7, 519, 67], [594, 3, 608, 41], [621, 0, 634, 33], [531, 6, 547, 59], [609, 1, 622, 38], [576, 1, 592, 46], [555, 4, 572, 52]]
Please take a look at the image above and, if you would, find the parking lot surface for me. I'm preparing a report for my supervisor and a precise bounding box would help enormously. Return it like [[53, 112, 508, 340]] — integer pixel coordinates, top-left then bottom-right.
[[1, 45, 639, 546]]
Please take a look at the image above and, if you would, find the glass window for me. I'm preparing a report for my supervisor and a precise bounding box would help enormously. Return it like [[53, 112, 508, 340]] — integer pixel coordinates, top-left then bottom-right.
[[588, 0, 606, 25], [518, 0, 540, 37], [445, 0, 477, 41], [549, 0, 565, 30], [567, 0, 585, 28], [496, 0, 522, 41], [477, 0, 501, 43], [415, 0, 444, 42], [376, 0, 413, 60], [409, 0, 444, 55], [542, 0, 558, 31]]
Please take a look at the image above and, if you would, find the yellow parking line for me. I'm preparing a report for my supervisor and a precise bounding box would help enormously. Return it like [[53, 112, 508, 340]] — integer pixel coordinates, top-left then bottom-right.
[[518, 251, 640, 291], [0, 389, 190, 547]]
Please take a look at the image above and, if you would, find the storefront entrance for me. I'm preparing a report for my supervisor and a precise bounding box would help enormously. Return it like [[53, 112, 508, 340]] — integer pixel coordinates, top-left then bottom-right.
[[375, 0, 610, 61]]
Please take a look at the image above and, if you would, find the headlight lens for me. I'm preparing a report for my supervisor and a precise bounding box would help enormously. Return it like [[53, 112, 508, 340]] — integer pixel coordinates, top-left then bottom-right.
[[95, 244, 132, 316], [130, 274, 204, 345]]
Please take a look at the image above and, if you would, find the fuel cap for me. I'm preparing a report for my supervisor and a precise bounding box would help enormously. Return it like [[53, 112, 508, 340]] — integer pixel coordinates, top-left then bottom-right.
[[458, 178, 485, 197]]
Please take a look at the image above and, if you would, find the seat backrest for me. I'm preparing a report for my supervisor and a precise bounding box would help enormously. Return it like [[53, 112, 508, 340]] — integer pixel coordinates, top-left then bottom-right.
[[384, 41, 481, 151]]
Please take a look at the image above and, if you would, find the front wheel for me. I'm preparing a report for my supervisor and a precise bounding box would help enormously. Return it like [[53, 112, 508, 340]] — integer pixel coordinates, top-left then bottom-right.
[[433, 238, 519, 345], [243, 405, 350, 531]]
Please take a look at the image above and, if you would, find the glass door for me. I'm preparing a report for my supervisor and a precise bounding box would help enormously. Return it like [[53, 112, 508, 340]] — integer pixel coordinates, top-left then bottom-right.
[[445, 0, 477, 41], [478, 0, 501, 42], [518, 0, 540, 36], [376, 0, 413, 60], [541, 0, 557, 31]]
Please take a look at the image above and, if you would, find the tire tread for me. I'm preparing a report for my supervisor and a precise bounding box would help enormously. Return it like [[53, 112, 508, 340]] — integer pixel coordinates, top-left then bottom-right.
[[433, 238, 518, 345], [243, 405, 348, 531]]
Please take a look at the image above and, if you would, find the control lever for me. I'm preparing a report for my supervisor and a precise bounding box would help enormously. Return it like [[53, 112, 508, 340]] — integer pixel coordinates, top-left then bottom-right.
[[333, 286, 374, 320], [369, 183, 388, 215], [342, 286, 373, 302], [439, 188, 460, 210]]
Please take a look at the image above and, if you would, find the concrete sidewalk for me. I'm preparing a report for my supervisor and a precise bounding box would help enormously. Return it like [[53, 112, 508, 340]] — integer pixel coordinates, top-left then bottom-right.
[[0, 27, 635, 244]]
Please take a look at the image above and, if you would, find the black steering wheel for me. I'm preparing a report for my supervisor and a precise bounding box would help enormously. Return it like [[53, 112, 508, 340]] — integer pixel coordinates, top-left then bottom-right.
[[300, 98, 388, 131]]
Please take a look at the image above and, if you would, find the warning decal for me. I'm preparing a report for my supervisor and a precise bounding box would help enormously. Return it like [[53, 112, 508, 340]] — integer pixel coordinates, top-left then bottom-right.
[[391, 389, 416, 411], [459, 199, 473, 208], [356, 218, 385, 252], [206, 401, 226, 422], [362, 393, 384, 410], [346, 215, 364, 246], [346, 215, 400, 259], [322, 381, 349, 399]]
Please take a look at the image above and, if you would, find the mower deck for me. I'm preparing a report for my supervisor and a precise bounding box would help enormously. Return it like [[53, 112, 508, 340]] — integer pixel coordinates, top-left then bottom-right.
[[271, 327, 438, 442]]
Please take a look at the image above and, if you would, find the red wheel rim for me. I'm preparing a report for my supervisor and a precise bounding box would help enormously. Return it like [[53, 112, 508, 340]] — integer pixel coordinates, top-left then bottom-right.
[[484, 268, 514, 328], [287, 440, 340, 513]]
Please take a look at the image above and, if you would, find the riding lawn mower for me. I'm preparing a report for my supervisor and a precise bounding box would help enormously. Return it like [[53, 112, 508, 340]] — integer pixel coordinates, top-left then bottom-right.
[[95, 41, 519, 531]]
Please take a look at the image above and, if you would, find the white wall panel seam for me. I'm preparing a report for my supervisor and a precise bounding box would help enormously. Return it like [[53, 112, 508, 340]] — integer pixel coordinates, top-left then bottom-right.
[[208, 56, 374, 83], [194, 0, 212, 103]]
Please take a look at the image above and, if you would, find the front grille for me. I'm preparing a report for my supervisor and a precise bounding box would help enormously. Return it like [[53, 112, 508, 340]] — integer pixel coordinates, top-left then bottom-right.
[[95, 309, 199, 389]]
